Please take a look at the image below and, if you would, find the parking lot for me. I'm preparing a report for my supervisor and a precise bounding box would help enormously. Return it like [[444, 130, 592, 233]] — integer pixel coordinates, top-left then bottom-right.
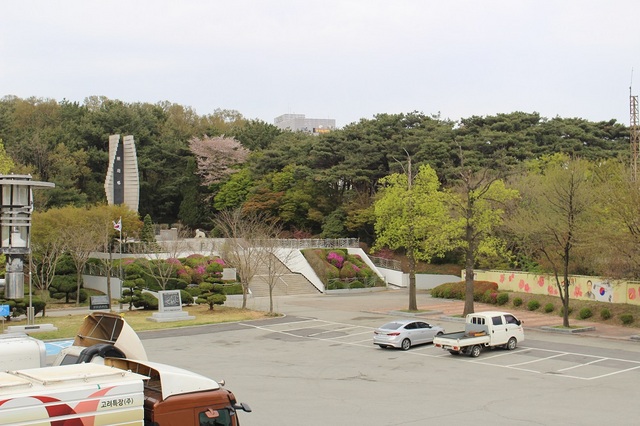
[[237, 316, 640, 381], [138, 292, 640, 425]]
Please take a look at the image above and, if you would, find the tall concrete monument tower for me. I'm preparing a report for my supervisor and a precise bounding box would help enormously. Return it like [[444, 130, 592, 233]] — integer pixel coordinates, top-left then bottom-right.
[[104, 134, 139, 212]]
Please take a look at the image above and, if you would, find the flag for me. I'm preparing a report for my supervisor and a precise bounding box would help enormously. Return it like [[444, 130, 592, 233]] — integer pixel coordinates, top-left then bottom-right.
[[113, 218, 122, 231]]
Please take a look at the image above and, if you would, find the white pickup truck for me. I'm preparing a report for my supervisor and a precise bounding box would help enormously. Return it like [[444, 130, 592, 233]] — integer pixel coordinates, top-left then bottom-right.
[[433, 311, 524, 357]]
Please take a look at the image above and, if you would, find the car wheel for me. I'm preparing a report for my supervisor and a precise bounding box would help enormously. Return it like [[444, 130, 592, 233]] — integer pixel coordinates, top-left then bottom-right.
[[506, 337, 517, 350], [377, 344, 388, 349], [401, 338, 411, 351], [469, 345, 482, 358]]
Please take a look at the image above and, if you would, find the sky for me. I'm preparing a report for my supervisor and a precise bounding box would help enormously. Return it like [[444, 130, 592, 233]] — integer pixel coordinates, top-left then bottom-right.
[[2, 0, 639, 128]]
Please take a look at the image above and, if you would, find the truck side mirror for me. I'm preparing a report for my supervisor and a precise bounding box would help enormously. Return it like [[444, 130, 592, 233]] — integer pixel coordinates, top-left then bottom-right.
[[234, 402, 252, 413]]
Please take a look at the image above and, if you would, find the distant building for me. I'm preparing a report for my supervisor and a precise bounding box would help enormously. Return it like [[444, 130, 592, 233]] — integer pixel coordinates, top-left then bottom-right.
[[274, 114, 336, 134], [104, 134, 140, 212]]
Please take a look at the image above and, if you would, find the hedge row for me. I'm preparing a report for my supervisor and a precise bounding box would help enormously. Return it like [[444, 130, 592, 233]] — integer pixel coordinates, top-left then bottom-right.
[[431, 281, 499, 302]]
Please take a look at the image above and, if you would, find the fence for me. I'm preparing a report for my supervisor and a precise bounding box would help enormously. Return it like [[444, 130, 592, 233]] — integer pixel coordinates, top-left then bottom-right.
[[369, 255, 402, 271], [326, 276, 382, 290], [271, 238, 360, 249]]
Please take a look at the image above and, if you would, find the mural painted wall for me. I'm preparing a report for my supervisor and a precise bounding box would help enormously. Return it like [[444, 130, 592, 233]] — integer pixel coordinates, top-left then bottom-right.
[[471, 270, 640, 306]]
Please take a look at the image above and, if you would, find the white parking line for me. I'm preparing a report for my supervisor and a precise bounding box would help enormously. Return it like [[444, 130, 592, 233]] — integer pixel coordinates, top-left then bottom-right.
[[242, 320, 640, 381], [507, 352, 567, 367], [557, 357, 606, 372]]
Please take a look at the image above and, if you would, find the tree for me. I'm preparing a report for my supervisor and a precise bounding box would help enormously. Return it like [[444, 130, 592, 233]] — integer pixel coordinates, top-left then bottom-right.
[[373, 162, 454, 311], [30, 208, 69, 312], [189, 135, 249, 186], [0, 139, 15, 173], [87, 205, 142, 309], [178, 157, 211, 228], [195, 282, 227, 310], [448, 168, 519, 316], [253, 222, 294, 314], [57, 206, 102, 305], [213, 208, 274, 309], [587, 161, 640, 278], [140, 214, 155, 244], [505, 155, 598, 327]]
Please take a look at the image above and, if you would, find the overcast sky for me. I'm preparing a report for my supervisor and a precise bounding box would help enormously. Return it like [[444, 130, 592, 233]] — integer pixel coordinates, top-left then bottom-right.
[[2, 1, 639, 127]]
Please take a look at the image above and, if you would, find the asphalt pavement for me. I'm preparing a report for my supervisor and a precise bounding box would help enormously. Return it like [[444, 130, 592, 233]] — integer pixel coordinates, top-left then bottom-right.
[[38, 288, 640, 342]]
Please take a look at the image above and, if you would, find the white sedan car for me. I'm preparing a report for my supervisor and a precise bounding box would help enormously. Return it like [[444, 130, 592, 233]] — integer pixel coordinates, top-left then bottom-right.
[[373, 319, 444, 350]]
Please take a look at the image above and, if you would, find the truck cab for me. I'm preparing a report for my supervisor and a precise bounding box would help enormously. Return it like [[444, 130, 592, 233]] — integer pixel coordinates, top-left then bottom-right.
[[105, 358, 251, 426], [467, 311, 524, 347]]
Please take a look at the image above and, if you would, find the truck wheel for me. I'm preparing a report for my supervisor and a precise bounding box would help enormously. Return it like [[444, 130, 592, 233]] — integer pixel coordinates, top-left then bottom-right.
[[506, 337, 517, 350], [401, 339, 411, 351], [448, 350, 461, 355], [469, 345, 482, 358]]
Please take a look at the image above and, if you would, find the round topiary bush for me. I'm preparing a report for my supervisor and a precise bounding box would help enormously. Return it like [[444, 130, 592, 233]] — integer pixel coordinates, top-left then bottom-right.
[[600, 308, 612, 320], [513, 297, 523, 307], [527, 300, 540, 311], [578, 307, 593, 320], [544, 303, 555, 313], [620, 313, 634, 325], [496, 292, 509, 306]]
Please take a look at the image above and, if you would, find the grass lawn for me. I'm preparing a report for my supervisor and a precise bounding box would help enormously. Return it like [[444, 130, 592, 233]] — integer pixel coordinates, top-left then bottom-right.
[[3, 304, 273, 341]]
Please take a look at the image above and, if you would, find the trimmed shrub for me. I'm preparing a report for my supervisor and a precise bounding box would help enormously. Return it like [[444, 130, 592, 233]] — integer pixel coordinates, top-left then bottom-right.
[[349, 280, 365, 289], [222, 283, 243, 295], [544, 303, 555, 313], [559, 306, 573, 316], [620, 313, 634, 325], [327, 281, 345, 290], [513, 297, 523, 307], [180, 289, 194, 305], [339, 261, 358, 278], [430, 281, 498, 301], [527, 300, 540, 311], [496, 292, 509, 306], [578, 307, 593, 320], [134, 292, 159, 310], [600, 308, 612, 320], [482, 290, 498, 304]]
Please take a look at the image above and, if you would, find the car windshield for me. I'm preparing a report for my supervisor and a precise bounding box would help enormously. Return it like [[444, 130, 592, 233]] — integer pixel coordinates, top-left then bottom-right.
[[380, 322, 404, 330]]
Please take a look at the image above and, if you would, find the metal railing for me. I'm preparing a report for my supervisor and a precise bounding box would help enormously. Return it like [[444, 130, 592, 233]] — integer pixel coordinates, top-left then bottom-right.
[[270, 238, 360, 249], [369, 255, 402, 271], [326, 276, 383, 290]]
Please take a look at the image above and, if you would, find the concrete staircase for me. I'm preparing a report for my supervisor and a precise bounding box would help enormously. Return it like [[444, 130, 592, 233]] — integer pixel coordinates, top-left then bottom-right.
[[248, 256, 320, 297]]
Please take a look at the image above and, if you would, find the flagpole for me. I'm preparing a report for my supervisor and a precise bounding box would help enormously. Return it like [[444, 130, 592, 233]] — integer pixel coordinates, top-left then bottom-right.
[[118, 216, 123, 311]]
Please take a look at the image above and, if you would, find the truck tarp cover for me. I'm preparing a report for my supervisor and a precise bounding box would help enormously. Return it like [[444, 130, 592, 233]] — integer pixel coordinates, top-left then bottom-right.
[[74, 312, 147, 361], [106, 358, 220, 401]]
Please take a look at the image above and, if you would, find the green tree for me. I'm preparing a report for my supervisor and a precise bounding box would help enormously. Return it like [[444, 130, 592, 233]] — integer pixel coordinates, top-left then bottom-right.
[[0, 139, 15, 173], [214, 168, 253, 211], [178, 157, 211, 229], [57, 206, 102, 305], [448, 168, 519, 315], [195, 282, 227, 310], [140, 214, 155, 243], [505, 155, 599, 327], [373, 162, 454, 311]]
